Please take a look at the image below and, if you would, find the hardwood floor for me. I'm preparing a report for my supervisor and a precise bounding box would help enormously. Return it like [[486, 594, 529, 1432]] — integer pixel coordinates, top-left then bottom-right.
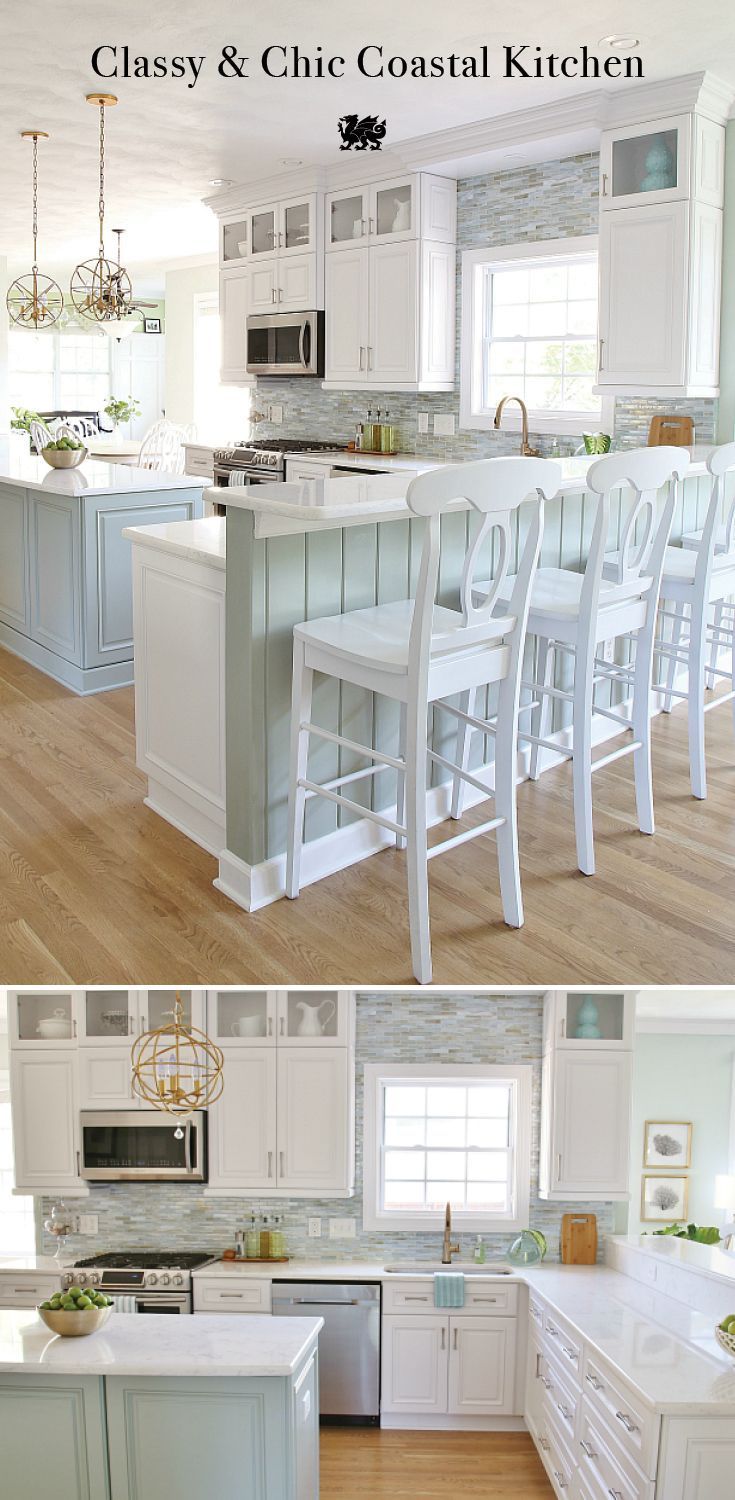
[[320, 1429, 551, 1498], [0, 642, 734, 983]]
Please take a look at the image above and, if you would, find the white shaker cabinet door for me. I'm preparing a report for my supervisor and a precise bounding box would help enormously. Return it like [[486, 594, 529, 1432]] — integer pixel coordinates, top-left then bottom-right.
[[220, 266, 252, 383], [278, 254, 318, 312], [10, 1052, 82, 1192], [368, 240, 418, 385], [447, 1316, 518, 1416], [78, 1049, 138, 1109], [597, 201, 688, 387], [657, 1416, 735, 1500], [381, 1314, 449, 1414], [207, 1049, 277, 1191], [325, 247, 369, 381], [275, 1049, 350, 1193], [552, 1050, 632, 1198]]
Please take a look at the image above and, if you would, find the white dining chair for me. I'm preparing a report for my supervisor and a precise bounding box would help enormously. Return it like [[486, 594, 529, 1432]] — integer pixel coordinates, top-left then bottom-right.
[[456, 447, 689, 876], [656, 442, 735, 798], [137, 419, 195, 475], [285, 457, 561, 984]]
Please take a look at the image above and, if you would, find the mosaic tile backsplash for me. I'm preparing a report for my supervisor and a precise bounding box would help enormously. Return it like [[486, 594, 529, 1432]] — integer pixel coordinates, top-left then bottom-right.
[[40, 996, 614, 1263], [251, 151, 716, 456]]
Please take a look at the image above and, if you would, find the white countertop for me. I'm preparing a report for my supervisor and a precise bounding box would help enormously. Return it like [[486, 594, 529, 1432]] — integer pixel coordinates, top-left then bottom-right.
[[0, 447, 206, 498], [0, 1256, 65, 1276], [194, 1259, 388, 1282], [0, 1308, 322, 1378], [286, 449, 444, 475], [611, 1233, 735, 1288], [219, 447, 713, 539], [123, 516, 226, 570]]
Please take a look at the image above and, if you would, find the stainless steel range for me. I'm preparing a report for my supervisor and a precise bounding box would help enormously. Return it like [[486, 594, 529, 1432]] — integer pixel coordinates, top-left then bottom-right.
[[212, 438, 345, 487], [63, 1252, 216, 1313]]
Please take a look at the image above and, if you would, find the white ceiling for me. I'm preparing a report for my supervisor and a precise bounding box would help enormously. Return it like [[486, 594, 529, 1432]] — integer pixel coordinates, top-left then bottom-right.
[[1, 1, 734, 270]]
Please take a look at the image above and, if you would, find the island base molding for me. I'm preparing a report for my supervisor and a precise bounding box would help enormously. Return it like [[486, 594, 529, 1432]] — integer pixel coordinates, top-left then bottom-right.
[[0, 620, 133, 695]]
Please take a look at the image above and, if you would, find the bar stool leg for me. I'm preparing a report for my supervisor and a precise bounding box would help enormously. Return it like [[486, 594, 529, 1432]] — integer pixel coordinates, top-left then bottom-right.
[[572, 639, 595, 876], [404, 695, 432, 984], [707, 600, 723, 690], [286, 637, 314, 899], [688, 595, 708, 800], [529, 637, 553, 780], [450, 689, 474, 820], [631, 619, 656, 834], [662, 600, 684, 712], [494, 675, 523, 928], [396, 702, 407, 851]]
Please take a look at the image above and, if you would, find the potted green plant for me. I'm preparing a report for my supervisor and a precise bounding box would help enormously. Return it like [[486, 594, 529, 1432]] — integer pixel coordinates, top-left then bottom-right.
[[10, 406, 42, 455], [103, 395, 141, 437]]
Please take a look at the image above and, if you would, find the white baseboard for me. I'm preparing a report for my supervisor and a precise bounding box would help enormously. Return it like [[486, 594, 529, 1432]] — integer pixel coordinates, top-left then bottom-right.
[[145, 780, 225, 860], [379, 1413, 527, 1431]]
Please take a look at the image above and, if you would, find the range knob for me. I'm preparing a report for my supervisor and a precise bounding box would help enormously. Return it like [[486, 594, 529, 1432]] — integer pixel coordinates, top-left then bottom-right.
[[160, 1273, 171, 1287], [172, 1274, 183, 1287], [76, 1273, 87, 1287], [89, 1272, 101, 1285], [147, 1273, 158, 1286]]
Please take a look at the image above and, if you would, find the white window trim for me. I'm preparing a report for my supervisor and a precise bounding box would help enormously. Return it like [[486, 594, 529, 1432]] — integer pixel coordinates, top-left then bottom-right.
[[460, 235, 614, 438], [362, 1062, 532, 1233]]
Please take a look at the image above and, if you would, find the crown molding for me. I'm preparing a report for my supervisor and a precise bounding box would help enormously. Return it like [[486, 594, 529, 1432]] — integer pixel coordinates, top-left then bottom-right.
[[636, 1019, 735, 1034]]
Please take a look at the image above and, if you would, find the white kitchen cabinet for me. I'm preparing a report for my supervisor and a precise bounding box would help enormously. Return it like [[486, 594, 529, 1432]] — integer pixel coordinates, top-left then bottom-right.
[[325, 238, 454, 392], [447, 1316, 517, 1416], [540, 1048, 632, 1200], [524, 1324, 545, 1442], [78, 989, 138, 1045], [600, 116, 691, 210], [78, 1048, 137, 1109], [206, 1049, 278, 1192], [10, 1051, 86, 1194], [276, 991, 354, 1046], [543, 991, 635, 1050], [598, 201, 689, 388], [193, 1276, 272, 1314], [326, 174, 455, 251], [381, 1314, 449, 1415], [220, 265, 253, 384], [0, 1271, 63, 1309], [8, 989, 79, 1048], [207, 991, 277, 1045], [141, 989, 205, 1035], [325, 247, 370, 381], [249, 254, 320, 314], [656, 1416, 735, 1500], [369, 241, 419, 385], [276, 1048, 352, 1193]]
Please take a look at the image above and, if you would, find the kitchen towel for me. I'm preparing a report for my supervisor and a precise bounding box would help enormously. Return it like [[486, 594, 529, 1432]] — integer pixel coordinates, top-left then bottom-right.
[[434, 1272, 465, 1308], [113, 1295, 138, 1314]]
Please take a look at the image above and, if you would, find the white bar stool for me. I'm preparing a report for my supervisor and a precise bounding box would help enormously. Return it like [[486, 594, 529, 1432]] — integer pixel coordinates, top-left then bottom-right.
[[657, 442, 735, 798], [285, 457, 560, 984], [456, 447, 689, 875]]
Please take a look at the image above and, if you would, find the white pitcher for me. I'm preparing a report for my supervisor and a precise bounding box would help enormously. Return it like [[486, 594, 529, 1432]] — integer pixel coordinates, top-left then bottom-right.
[[294, 998, 336, 1037]]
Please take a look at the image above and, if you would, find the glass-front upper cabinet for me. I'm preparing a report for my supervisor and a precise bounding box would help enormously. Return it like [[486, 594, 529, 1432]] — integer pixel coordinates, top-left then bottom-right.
[[221, 218, 250, 265], [326, 179, 416, 249], [9, 989, 79, 1047], [276, 992, 354, 1047], [207, 990, 277, 1045], [79, 989, 137, 1045], [250, 204, 278, 257], [280, 196, 314, 256], [600, 116, 690, 210], [544, 991, 635, 1051], [326, 187, 369, 248], [143, 989, 204, 1035]]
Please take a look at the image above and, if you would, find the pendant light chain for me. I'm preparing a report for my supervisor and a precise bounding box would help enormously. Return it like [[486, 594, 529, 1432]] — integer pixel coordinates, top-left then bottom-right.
[[6, 130, 63, 329], [98, 101, 106, 258], [31, 133, 39, 270]]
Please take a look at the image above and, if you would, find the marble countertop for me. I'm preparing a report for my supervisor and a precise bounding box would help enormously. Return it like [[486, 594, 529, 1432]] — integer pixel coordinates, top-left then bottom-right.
[[0, 1256, 65, 1276], [124, 516, 226, 570], [0, 1309, 322, 1377], [195, 1260, 391, 1281], [285, 449, 444, 475], [0, 446, 205, 497], [611, 1234, 735, 1288]]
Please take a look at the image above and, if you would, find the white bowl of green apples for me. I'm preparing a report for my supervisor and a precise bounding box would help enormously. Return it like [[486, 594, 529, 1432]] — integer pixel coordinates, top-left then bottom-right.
[[38, 1285, 113, 1336], [715, 1316, 735, 1358], [41, 437, 87, 468]]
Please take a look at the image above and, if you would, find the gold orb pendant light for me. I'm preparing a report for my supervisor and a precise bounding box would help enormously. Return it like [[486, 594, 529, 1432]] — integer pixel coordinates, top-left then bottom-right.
[[70, 94, 135, 327], [131, 993, 225, 1133], [7, 132, 63, 329]]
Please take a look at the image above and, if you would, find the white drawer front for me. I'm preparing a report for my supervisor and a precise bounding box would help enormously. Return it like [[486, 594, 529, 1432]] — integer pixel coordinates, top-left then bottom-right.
[[578, 1406, 655, 1500], [538, 1413, 576, 1497], [544, 1308, 582, 1381], [541, 1347, 580, 1448], [582, 1349, 658, 1478], [382, 1278, 517, 1315], [0, 1276, 61, 1307], [193, 1277, 271, 1313], [529, 1293, 545, 1327]]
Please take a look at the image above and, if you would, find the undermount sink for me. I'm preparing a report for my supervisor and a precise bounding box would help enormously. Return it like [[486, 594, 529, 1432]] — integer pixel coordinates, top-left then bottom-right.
[[383, 1262, 514, 1276]]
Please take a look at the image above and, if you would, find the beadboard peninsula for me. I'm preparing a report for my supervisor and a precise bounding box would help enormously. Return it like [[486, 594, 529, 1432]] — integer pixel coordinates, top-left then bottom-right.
[[125, 451, 717, 910], [0, 448, 205, 694], [0, 1308, 321, 1500]]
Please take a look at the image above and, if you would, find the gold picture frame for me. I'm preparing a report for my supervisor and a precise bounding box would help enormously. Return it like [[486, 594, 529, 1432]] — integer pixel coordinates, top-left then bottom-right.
[[641, 1174, 689, 1223], [643, 1121, 692, 1169]]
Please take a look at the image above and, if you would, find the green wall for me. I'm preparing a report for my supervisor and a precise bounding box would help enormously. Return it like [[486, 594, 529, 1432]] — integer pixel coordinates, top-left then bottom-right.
[[626, 1033, 734, 1232]]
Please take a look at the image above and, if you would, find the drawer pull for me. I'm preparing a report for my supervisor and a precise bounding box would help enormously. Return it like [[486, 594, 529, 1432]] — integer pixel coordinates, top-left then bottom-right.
[[404, 1295, 429, 1302], [218, 1293, 245, 1299], [562, 1344, 577, 1361], [586, 1373, 603, 1391], [552, 1471, 568, 1489], [441, 1326, 446, 1351], [608, 1492, 623, 1500], [615, 1411, 638, 1434], [541, 1377, 552, 1390], [580, 1440, 597, 1459], [472, 1296, 498, 1303], [557, 1403, 572, 1420], [539, 1437, 550, 1452], [547, 1323, 559, 1337]]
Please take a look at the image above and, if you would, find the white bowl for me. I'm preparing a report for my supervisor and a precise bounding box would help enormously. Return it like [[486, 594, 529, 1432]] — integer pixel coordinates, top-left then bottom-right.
[[36, 1017, 72, 1039]]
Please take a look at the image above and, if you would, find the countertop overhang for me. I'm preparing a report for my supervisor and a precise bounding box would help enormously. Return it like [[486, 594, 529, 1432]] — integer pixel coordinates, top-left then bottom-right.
[[0, 447, 206, 498]]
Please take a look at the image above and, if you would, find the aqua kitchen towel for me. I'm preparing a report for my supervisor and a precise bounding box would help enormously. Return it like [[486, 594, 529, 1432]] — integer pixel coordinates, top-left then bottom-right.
[[433, 1272, 465, 1308]]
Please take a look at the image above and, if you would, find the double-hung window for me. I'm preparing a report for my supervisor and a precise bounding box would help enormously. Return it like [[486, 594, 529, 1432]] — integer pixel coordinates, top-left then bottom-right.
[[363, 1063, 531, 1232], [461, 236, 612, 436]]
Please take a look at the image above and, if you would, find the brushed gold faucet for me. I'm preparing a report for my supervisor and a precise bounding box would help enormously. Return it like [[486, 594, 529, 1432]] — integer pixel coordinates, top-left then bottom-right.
[[442, 1202, 460, 1265], [494, 395, 539, 457]]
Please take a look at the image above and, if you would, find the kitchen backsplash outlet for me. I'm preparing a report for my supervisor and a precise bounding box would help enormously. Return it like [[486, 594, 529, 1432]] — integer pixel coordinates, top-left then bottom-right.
[[40, 996, 614, 1264]]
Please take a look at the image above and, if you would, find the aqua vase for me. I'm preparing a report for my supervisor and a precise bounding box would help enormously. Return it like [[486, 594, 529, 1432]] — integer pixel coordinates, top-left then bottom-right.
[[507, 1229, 546, 1266], [574, 996, 602, 1039]]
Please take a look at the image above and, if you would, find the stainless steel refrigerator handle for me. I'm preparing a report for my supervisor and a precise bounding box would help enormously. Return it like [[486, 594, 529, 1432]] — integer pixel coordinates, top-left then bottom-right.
[[184, 1121, 192, 1173]]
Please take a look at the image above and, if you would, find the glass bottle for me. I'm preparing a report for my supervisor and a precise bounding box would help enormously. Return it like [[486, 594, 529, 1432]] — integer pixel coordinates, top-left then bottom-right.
[[271, 1217, 284, 1258], [364, 409, 375, 453], [259, 1216, 271, 1259], [245, 1215, 259, 1259]]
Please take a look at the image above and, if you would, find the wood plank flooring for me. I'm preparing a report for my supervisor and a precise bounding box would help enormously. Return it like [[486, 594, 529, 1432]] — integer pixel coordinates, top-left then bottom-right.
[[0, 642, 734, 983], [320, 1430, 552, 1498]]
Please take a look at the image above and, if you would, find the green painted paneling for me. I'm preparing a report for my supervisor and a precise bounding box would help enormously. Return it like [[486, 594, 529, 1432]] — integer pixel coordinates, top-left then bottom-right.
[[225, 475, 708, 865], [0, 1374, 109, 1500]]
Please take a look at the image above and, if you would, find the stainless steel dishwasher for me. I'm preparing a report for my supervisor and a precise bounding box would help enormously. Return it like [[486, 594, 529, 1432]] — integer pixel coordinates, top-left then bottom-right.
[[271, 1281, 380, 1424]]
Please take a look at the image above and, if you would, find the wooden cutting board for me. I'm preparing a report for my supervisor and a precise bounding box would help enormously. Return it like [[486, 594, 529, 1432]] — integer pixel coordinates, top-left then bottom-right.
[[647, 414, 694, 447], [561, 1213, 598, 1264]]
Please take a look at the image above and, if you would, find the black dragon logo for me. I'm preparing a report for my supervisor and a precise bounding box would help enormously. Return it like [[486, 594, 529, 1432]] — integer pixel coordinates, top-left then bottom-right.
[[338, 114, 387, 151]]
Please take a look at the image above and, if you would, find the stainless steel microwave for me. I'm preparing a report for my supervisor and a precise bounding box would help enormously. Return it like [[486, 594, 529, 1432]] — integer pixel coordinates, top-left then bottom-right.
[[79, 1111, 207, 1182], [246, 309, 324, 376]]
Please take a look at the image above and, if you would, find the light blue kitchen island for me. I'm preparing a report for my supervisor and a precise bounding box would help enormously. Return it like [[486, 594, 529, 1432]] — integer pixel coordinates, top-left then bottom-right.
[[0, 1307, 321, 1500], [0, 447, 205, 693]]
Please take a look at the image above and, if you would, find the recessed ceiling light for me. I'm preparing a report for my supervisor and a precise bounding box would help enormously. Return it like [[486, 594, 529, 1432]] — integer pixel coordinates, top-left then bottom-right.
[[209, 178, 233, 188], [280, 158, 303, 167], [599, 34, 640, 49]]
